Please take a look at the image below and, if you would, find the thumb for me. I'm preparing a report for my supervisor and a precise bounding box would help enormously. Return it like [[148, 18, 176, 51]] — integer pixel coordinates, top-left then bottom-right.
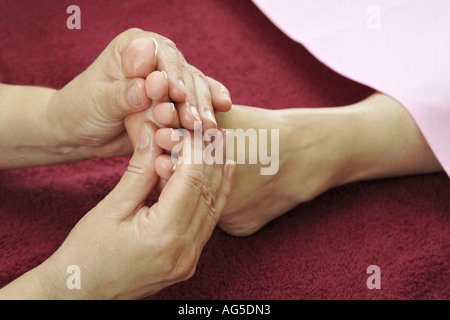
[[102, 122, 162, 220]]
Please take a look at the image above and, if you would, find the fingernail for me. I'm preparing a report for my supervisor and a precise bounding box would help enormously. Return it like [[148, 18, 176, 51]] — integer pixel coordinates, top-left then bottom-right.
[[226, 159, 236, 180], [138, 124, 150, 149], [149, 38, 158, 56], [178, 79, 187, 95], [161, 71, 168, 79], [222, 129, 230, 151], [205, 109, 217, 125], [128, 83, 140, 106], [190, 106, 201, 122], [171, 103, 175, 112], [222, 89, 232, 104]]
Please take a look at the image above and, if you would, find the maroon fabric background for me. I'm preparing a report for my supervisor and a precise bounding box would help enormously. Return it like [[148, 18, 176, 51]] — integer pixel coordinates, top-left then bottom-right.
[[0, 0, 448, 299]]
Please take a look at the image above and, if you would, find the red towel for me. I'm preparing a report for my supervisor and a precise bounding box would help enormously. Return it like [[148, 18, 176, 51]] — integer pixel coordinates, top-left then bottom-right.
[[0, 0, 448, 299]]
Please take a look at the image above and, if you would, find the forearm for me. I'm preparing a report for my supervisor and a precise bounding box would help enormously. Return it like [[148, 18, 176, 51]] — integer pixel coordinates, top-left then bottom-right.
[[0, 265, 49, 299], [0, 84, 83, 169]]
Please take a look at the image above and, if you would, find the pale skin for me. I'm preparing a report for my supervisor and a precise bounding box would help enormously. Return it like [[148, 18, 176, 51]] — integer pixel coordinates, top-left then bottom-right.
[[0, 27, 444, 298], [0, 28, 236, 299], [151, 94, 443, 236], [0, 28, 232, 170]]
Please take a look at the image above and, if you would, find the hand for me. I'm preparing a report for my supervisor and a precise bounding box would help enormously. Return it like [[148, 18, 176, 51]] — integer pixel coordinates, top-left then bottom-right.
[[35, 124, 235, 299], [46, 28, 232, 160]]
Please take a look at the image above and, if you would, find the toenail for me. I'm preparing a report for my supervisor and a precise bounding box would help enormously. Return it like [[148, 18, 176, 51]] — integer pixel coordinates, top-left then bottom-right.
[[222, 90, 232, 104], [128, 83, 140, 106]]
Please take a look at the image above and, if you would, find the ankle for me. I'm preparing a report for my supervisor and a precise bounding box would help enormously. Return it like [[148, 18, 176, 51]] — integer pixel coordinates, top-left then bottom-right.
[[280, 107, 357, 202]]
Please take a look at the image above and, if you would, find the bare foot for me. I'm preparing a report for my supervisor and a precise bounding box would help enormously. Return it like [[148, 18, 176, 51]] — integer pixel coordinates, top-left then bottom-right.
[[213, 105, 348, 236], [153, 93, 441, 236], [153, 104, 351, 236]]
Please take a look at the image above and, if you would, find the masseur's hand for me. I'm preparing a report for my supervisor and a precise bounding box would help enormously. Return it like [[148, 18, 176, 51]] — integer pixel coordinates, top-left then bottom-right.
[[47, 28, 231, 161], [36, 124, 235, 299]]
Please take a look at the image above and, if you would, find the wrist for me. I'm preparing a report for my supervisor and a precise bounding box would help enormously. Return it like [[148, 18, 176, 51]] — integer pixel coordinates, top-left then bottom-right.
[[45, 88, 91, 163], [0, 264, 51, 299]]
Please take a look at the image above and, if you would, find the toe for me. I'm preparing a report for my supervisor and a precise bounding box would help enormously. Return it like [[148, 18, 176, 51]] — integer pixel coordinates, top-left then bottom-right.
[[153, 102, 180, 128], [207, 76, 232, 112], [155, 154, 175, 181], [154, 128, 179, 152], [145, 71, 168, 101]]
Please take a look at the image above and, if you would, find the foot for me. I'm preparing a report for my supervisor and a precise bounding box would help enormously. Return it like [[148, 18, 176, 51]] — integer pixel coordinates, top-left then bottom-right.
[[214, 105, 350, 236], [153, 104, 353, 236], [215, 94, 442, 236], [152, 93, 443, 236]]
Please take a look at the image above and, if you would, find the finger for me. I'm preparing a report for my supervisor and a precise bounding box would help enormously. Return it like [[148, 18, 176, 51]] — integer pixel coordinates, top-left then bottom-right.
[[151, 129, 205, 231], [187, 130, 225, 240], [124, 109, 149, 150], [215, 160, 236, 217], [155, 154, 175, 181], [145, 71, 169, 102], [153, 102, 180, 128], [155, 127, 183, 152], [103, 77, 151, 120], [206, 76, 232, 112], [153, 37, 187, 102], [196, 159, 236, 246], [201, 129, 222, 181], [117, 30, 185, 104], [103, 122, 162, 220], [204, 130, 225, 194], [154, 178, 167, 196], [174, 67, 202, 131], [155, 130, 223, 180], [192, 71, 217, 130]]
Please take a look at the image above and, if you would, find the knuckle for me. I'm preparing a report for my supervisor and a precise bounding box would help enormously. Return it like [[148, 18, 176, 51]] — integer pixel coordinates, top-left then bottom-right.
[[172, 249, 198, 282], [160, 235, 186, 276], [183, 167, 208, 191], [126, 158, 146, 175], [190, 68, 205, 80], [162, 234, 198, 281], [182, 168, 218, 221], [201, 187, 217, 220], [124, 27, 143, 35], [162, 38, 177, 50]]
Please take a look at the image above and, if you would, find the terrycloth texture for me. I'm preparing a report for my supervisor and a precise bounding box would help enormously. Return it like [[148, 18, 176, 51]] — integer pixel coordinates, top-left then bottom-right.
[[253, 0, 450, 177], [0, 0, 449, 299]]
